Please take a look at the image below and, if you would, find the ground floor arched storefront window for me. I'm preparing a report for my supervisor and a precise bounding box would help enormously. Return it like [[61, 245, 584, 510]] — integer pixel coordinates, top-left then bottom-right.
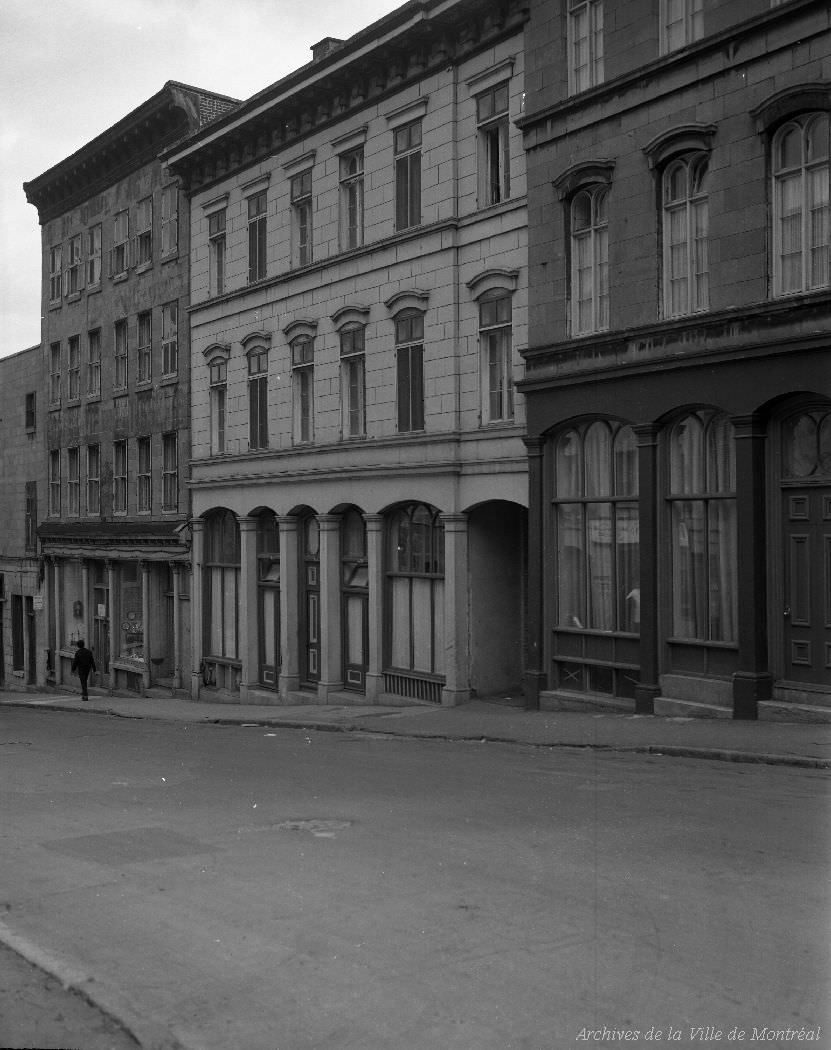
[[203, 509, 241, 690], [550, 420, 640, 697]]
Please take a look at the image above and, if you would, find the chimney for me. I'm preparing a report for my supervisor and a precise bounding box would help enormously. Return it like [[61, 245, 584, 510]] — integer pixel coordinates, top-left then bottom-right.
[[311, 37, 345, 62]]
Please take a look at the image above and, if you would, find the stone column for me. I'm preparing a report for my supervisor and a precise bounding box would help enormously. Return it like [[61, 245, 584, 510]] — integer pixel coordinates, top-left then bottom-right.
[[634, 424, 660, 714], [731, 413, 772, 719], [364, 514, 384, 703], [106, 559, 117, 695], [277, 516, 300, 698], [52, 557, 63, 685], [522, 437, 545, 709], [172, 564, 182, 690], [189, 518, 205, 700], [238, 516, 258, 703], [139, 561, 151, 694], [440, 512, 470, 707], [317, 515, 343, 703], [81, 559, 90, 650]]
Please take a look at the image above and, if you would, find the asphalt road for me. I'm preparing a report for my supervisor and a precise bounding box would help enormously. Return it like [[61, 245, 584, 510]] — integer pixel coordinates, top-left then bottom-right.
[[1, 708, 828, 1050]]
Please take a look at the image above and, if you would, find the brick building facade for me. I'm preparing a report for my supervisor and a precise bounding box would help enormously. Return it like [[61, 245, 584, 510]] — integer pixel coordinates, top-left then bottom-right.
[[519, 0, 831, 717]]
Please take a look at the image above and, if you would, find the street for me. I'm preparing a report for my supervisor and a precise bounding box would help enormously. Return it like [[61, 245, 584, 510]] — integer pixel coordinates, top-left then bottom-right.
[[0, 707, 828, 1050]]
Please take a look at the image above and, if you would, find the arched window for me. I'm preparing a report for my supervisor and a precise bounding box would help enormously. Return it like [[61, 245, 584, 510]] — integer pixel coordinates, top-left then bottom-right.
[[386, 504, 445, 679], [663, 153, 709, 317], [667, 411, 736, 643], [782, 408, 831, 480], [340, 325, 366, 438], [342, 509, 369, 690], [553, 421, 639, 635], [204, 510, 241, 661], [256, 511, 280, 687], [291, 336, 314, 444], [570, 186, 609, 335], [772, 113, 830, 296]]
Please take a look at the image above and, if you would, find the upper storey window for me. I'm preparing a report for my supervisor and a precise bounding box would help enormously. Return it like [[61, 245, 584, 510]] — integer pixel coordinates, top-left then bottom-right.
[[111, 210, 129, 277], [772, 113, 830, 296], [661, 0, 703, 55], [49, 246, 62, 303], [135, 197, 153, 267], [570, 186, 609, 335], [65, 235, 83, 296], [248, 191, 267, 283], [476, 83, 511, 207], [161, 184, 178, 257], [568, 0, 604, 95], [395, 121, 422, 231], [291, 170, 313, 267], [339, 149, 364, 251], [663, 153, 709, 317]]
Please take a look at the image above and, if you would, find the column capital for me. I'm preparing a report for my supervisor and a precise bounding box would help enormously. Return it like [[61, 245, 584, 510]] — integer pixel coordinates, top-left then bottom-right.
[[730, 413, 767, 439], [439, 512, 468, 529], [523, 435, 544, 456], [317, 514, 341, 530], [190, 517, 205, 535], [277, 515, 299, 530], [363, 513, 384, 531], [633, 422, 661, 444], [238, 515, 259, 532]]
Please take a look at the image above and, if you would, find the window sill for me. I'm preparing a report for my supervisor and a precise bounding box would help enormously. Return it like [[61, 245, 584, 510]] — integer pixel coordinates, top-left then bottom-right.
[[85, 393, 102, 404], [87, 283, 101, 295], [112, 272, 128, 284], [161, 251, 179, 265], [49, 301, 61, 311], [66, 292, 82, 303], [66, 398, 81, 408], [136, 380, 153, 390], [135, 261, 153, 275], [160, 374, 178, 386], [48, 403, 61, 412]]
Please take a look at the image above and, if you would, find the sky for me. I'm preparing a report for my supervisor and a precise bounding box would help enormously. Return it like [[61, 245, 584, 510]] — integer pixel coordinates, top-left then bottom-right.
[[0, 0, 400, 359]]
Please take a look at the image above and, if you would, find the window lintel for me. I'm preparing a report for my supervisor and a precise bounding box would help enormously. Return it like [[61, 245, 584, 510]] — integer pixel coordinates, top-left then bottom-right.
[[466, 268, 519, 300], [384, 289, 430, 315], [331, 304, 371, 330], [386, 97, 429, 130], [751, 82, 831, 134], [283, 319, 318, 342], [282, 150, 317, 176], [201, 192, 229, 216], [553, 161, 615, 200], [643, 124, 716, 169], [466, 58, 515, 95], [240, 173, 271, 197], [330, 126, 368, 153], [240, 330, 272, 352]]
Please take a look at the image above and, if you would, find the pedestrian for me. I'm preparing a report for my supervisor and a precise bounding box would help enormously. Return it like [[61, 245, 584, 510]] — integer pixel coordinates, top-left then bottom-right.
[[71, 640, 96, 701]]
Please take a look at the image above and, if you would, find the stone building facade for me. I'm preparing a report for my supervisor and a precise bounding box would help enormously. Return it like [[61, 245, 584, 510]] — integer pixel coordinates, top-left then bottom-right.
[[165, 0, 529, 705], [0, 345, 47, 689], [519, 0, 831, 717], [24, 82, 238, 695]]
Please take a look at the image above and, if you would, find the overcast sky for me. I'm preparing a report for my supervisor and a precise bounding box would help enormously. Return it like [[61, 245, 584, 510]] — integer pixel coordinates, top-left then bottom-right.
[[0, 0, 400, 359]]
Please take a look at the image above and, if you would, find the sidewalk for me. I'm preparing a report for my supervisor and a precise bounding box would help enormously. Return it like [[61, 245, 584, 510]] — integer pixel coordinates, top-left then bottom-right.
[[3, 686, 831, 769]]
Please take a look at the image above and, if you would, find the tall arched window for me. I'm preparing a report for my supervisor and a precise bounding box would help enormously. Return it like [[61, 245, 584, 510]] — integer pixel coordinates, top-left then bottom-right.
[[668, 411, 737, 643], [772, 113, 830, 296], [553, 421, 639, 635], [204, 509, 241, 662], [256, 511, 280, 687], [342, 509, 369, 690], [571, 186, 609, 335], [386, 504, 445, 680], [663, 153, 709, 317]]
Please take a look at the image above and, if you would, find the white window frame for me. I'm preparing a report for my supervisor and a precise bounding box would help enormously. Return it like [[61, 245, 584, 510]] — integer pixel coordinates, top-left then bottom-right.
[[291, 170, 314, 267], [662, 153, 710, 317], [137, 436, 152, 514], [48, 449, 61, 516], [87, 329, 101, 396], [661, 0, 703, 55], [49, 342, 61, 405], [87, 444, 100, 516], [162, 432, 178, 512], [395, 312, 425, 433], [67, 446, 80, 516], [568, 0, 604, 95], [248, 347, 269, 450], [68, 335, 81, 401], [209, 209, 227, 296], [247, 191, 267, 283], [476, 83, 511, 207], [161, 184, 178, 257], [114, 319, 128, 390], [49, 245, 62, 303], [772, 113, 831, 297], [570, 185, 610, 336], [87, 224, 102, 286], [339, 150, 364, 251], [65, 235, 83, 296], [137, 311, 152, 383], [113, 440, 128, 515], [340, 325, 366, 438], [291, 337, 314, 444], [161, 301, 178, 376], [135, 196, 153, 267], [209, 359, 227, 456], [112, 210, 129, 276], [478, 292, 514, 425], [394, 121, 422, 232]]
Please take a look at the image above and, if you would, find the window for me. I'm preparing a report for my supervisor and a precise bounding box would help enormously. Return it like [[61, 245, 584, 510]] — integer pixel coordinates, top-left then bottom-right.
[[291, 170, 313, 266], [113, 440, 127, 514], [67, 446, 80, 516], [663, 153, 709, 316], [248, 347, 269, 450], [68, 335, 81, 400], [24, 482, 37, 552], [479, 292, 513, 424], [772, 114, 830, 296], [162, 301, 178, 375], [395, 121, 422, 231], [49, 343, 61, 405], [25, 392, 36, 430], [161, 184, 178, 256], [112, 210, 129, 276], [49, 245, 62, 302], [209, 209, 226, 296], [248, 191, 267, 283], [668, 411, 737, 643], [137, 311, 152, 383], [569, 0, 604, 94], [386, 503, 445, 678], [339, 149, 364, 250], [48, 449, 60, 515], [87, 329, 101, 396], [340, 326, 366, 438], [661, 0, 703, 54], [136, 197, 153, 267], [162, 432, 178, 511], [87, 444, 100, 515], [114, 319, 128, 389], [571, 186, 609, 335], [256, 511, 281, 687], [291, 337, 314, 444], [477, 83, 511, 207], [209, 359, 227, 455], [395, 312, 425, 432], [87, 224, 102, 286], [137, 437, 151, 513], [551, 422, 640, 696], [65, 235, 82, 295], [12, 595, 24, 673], [205, 509, 241, 661]]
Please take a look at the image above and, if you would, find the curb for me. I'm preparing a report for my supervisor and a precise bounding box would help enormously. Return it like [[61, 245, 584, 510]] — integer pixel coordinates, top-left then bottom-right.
[[4, 697, 830, 769]]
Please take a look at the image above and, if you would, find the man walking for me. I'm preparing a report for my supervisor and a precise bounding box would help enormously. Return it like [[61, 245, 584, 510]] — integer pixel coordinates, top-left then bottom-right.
[[71, 640, 96, 701]]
